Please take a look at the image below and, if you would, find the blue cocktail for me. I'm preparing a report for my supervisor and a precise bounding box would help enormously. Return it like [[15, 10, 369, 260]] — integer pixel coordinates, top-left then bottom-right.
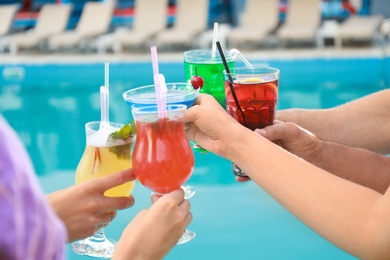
[[122, 82, 198, 113]]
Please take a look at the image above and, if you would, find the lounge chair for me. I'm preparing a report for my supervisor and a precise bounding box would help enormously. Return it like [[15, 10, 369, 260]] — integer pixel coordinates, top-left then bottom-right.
[[335, 15, 384, 48], [97, 0, 168, 53], [276, 0, 321, 46], [3, 4, 71, 54], [0, 4, 18, 52], [0, 4, 18, 37], [226, 0, 279, 48], [47, 2, 114, 51], [154, 0, 209, 49]]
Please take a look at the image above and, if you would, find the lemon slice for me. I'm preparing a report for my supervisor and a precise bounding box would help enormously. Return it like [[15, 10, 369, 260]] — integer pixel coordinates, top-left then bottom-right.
[[239, 77, 265, 83]]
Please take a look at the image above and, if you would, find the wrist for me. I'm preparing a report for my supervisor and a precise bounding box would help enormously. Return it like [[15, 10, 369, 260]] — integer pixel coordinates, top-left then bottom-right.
[[313, 141, 340, 173], [224, 125, 256, 165]]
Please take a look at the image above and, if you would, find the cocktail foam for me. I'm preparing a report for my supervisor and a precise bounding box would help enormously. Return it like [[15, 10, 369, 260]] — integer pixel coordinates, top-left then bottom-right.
[[87, 125, 122, 147]]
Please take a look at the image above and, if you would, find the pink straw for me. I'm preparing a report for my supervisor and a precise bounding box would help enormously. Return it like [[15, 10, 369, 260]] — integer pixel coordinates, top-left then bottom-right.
[[150, 46, 167, 118]]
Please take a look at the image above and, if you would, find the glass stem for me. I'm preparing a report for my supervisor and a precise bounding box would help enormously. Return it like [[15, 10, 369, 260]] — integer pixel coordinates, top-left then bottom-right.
[[91, 228, 107, 242]]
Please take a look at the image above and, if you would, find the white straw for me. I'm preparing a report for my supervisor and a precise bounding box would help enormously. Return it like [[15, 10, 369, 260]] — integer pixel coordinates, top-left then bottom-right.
[[104, 62, 109, 124], [100, 62, 110, 129], [100, 86, 107, 129], [228, 48, 254, 69], [211, 22, 218, 59]]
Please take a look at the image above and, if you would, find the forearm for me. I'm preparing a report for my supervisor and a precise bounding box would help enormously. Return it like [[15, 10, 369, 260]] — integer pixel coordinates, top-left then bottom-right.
[[316, 142, 390, 194], [227, 130, 387, 258], [277, 89, 390, 154]]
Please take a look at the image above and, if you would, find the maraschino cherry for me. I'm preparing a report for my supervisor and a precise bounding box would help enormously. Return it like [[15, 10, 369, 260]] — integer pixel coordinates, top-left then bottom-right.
[[190, 67, 204, 90]]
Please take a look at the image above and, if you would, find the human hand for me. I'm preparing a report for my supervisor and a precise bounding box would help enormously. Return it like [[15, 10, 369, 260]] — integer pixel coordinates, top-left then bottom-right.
[[185, 94, 244, 158], [256, 120, 324, 166], [47, 169, 135, 242], [113, 189, 192, 260]]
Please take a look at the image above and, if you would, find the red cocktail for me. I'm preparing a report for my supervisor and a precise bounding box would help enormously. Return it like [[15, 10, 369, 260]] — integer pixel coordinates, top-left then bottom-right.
[[225, 78, 278, 130], [131, 104, 195, 244], [132, 115, 194, 194], [224, 67, 279, 177]]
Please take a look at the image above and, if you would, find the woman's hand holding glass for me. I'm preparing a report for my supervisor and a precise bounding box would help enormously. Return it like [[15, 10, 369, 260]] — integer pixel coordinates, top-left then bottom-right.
[[113, 189, 192, 259], [48, 169, 135, 242]]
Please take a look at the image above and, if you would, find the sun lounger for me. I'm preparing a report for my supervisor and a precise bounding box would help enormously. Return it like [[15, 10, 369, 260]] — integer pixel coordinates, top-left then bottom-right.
[[336, 15, 384, 48], [97, 0, 168, 53], [154, 0, 209, 49], [0, 4, 18, 53], [226, 0, 279, 48], [47, 2, 114, 51], [276, 0, 321, 46], [0, 4, 18, 37], [3, 4, 71, 54]]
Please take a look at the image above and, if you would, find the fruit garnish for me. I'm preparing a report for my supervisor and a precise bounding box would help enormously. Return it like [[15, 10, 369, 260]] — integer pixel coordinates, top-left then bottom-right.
[[107, 121, 136, 143], [190, 67, 204, 90], [239, 77, 265, 83], [107, 121, 136, 160]]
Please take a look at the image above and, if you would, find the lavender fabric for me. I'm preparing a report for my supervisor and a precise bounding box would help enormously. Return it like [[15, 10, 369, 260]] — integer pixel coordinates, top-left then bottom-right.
[[0, 115, 67, 259]]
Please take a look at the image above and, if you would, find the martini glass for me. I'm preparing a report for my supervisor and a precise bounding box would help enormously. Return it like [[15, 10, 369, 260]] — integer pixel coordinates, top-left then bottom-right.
[[122, 82, 197, 199]]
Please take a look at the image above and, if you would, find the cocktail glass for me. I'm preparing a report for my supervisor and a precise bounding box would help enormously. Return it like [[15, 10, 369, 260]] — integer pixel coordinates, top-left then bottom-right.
[[122, 82, 197, 199], [71, 121, 136, 258], [184, 49, 235, 152], [223, 67, 279, 177], [132, 104, 196, 244]]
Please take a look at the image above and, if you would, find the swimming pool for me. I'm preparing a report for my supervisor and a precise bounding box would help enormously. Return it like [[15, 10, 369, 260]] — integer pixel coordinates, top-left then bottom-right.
[[0, 54, 388, 259]]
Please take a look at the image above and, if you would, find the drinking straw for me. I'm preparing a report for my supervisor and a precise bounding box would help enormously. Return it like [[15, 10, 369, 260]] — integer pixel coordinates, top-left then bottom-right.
[[211, 22, 219, 59], [100, 62, 110, 129], [216, 41, 248, 127], [150, 46, 167, 118], [228, 48, 253, 69]]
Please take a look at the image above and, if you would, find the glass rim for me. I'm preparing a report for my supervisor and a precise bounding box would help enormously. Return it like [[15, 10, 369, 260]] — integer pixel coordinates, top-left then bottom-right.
[[122, 83, 197, 103], [84, 121, 127, 136], [224, 67, 280, 76], [131, 104, 187, 114], [85, 121, 124, 128], [183, 48, 235, 63]]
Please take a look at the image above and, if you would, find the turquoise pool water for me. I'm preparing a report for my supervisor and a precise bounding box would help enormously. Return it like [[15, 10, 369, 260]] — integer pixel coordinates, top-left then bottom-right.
[[0, 56, 388, 259]]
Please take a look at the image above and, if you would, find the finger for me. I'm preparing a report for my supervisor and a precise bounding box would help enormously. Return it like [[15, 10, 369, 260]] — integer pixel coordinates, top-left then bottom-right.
[[178, 199, 191, 212], [157, 189, 185, 206], [199, 94, 225, 112], [151, 193, 163, 204], [256, 123, 293, 142], [184, 105, 201, 124], [101, 195, 135, 211], [183, 211, 193, 228], [89, 168, 136, 193], [99, 210, 117, 224]]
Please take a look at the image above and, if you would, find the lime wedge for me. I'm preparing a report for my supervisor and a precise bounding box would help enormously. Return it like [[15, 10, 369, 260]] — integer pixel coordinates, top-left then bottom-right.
[[239, 77, 265, 83]]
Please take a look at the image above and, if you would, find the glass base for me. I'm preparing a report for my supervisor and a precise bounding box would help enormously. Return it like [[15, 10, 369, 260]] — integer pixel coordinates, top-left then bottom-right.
[[191, 141, 208, 154], [233, 163, 249, 178], [71, 234, 116, 258], [182, 185, 196, 199], [177, 229, 196, 244], [152, 185, 195, 200]]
